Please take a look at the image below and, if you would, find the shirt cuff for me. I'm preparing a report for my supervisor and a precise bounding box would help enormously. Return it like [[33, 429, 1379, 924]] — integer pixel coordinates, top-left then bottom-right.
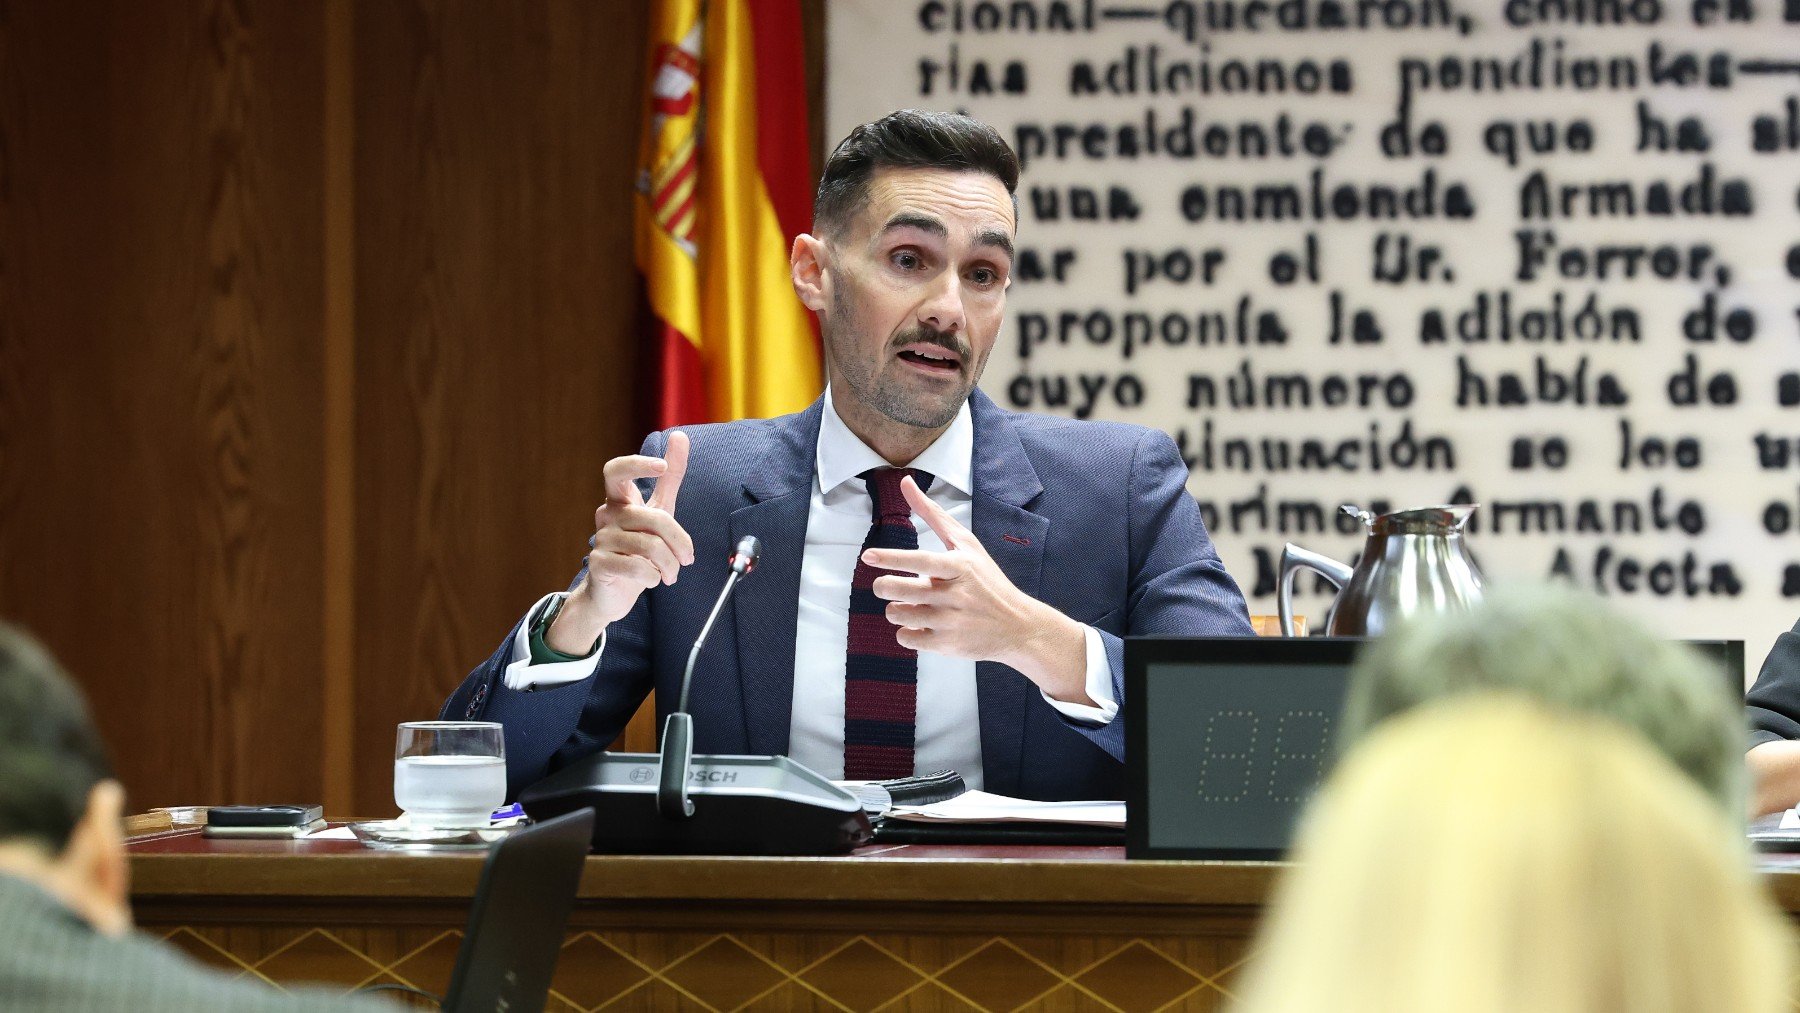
[[1041, 625, 1118, 726], [501, 592, 606, 691]]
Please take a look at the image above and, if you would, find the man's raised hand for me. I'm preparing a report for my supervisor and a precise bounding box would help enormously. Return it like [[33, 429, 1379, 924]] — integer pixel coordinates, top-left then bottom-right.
[[861, 475, 1093, 705], [545, 431, 695, 654]]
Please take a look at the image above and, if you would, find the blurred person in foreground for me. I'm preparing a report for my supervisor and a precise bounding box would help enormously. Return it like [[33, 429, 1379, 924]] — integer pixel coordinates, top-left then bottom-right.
[[1233, 696, 1792, 1013], [1338, 582, 1746, 813], [0, 623, 391, 1012]]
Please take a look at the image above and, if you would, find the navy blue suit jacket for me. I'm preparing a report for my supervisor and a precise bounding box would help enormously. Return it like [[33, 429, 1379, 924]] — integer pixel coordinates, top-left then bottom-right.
[[444, 390, 1252, 801]]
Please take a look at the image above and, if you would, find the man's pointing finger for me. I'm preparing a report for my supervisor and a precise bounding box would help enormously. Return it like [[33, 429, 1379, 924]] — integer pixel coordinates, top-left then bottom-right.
[[900, 475, 963, 548], [648, 430, 690, 512]]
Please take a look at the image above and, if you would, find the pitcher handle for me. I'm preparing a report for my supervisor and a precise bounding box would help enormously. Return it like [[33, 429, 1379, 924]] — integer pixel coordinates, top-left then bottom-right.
[[1278, 543, 1355, 637]]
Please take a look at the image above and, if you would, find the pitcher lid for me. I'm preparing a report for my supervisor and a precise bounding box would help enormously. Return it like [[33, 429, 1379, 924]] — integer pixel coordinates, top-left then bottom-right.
[[1367, 504, 1478, 536]]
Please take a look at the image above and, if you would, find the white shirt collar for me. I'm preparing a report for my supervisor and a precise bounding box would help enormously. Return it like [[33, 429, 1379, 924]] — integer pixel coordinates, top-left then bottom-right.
[[816, 386, 973, 497]]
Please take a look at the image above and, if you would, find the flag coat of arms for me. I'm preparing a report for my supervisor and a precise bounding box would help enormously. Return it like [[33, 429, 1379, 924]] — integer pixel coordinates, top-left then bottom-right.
[[636, 0, 822, 427]]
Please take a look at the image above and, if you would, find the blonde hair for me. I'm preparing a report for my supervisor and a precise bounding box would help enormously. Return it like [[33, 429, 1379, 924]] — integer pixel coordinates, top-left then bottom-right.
[[1234, 696, 1792, 1013]]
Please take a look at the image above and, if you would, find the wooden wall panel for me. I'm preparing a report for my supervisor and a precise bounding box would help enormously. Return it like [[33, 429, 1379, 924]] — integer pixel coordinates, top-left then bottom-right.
[[350, 1, 652, 811], [0, 1, 327, 807], [0, 0, 825, 816]]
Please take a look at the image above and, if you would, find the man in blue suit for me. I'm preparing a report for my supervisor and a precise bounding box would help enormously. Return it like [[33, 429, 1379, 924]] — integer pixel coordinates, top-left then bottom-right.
[[444, 110, 1252, 801]]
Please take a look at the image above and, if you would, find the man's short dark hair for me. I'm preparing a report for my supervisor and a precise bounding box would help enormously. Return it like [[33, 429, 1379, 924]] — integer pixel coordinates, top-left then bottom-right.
[[0, 624, 112, 852], [813, 109, 1020, 237]]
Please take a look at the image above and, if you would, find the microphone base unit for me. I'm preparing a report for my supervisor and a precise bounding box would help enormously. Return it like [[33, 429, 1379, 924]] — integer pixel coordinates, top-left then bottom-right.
[[519, 752, 873, 856]]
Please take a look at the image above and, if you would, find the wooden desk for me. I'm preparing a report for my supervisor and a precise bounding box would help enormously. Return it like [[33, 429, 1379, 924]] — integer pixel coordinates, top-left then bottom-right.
[[129, 829, 1273, 1011], [130, 830, 1800, 1012]]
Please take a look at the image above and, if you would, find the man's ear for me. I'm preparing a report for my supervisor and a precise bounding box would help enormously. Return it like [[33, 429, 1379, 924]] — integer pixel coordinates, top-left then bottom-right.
[[790, 233, 828, 312], [59, 780, 131, 936]]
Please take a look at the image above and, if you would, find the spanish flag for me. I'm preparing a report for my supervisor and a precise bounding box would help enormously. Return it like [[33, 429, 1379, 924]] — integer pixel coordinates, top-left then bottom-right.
[[636, 0, 822, 428]]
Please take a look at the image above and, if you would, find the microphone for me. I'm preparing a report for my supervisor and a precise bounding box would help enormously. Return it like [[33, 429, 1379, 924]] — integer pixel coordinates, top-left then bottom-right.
[[661, 536, 762, 818], [679, 535, 759, 712], [729, 534, 762, 574], [519, 534, 873, 855]]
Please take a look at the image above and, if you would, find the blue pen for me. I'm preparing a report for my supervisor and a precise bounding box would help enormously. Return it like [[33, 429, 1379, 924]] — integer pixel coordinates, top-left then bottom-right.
[[490, 803, 524, 821]]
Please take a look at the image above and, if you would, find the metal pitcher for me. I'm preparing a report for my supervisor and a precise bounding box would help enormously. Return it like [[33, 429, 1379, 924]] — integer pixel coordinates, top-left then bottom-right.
[[1277, 504, 1484, 637]]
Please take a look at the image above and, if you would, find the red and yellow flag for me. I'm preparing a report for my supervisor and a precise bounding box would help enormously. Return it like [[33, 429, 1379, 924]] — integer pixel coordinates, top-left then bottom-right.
[[636, 0, 823, 428]]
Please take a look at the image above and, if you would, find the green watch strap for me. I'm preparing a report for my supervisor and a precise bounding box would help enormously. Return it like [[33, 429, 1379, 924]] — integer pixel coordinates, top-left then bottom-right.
[[528, 595, 601, 665]]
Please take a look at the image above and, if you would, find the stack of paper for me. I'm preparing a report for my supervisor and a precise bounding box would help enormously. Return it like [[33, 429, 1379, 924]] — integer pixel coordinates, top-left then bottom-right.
[[886, 790, 1124, 828]]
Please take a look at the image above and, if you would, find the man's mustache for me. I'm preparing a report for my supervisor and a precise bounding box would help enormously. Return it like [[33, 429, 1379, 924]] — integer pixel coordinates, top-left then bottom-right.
[[890, 328, 969, 361]]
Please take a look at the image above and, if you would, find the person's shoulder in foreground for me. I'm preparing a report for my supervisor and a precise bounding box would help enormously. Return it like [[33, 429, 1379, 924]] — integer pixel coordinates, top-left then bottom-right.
[[0, 873, 389, 1012], [1745, 616, 1800, 814], [0, 622, 393, 1012]]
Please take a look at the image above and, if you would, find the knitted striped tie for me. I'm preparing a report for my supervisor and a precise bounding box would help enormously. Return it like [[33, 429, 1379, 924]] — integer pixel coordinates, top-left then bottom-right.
[[843, 467, 934, 780]]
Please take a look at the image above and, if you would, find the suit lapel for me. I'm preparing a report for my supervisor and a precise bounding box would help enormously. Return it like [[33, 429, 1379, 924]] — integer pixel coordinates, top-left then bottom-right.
[[968, 391, 1048, 798], [729, 399, 823, 757]]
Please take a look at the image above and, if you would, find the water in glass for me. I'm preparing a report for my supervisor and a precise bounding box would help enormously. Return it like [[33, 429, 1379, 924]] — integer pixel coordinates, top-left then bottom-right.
[[393, 755, 506, 826], [394, 721, 505, 827]]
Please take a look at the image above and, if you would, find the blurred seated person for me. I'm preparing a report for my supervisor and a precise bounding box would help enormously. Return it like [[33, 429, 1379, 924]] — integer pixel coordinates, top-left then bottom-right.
[[1233, 696, 1792, 1013], [0, 623, 392, 1012], [1338, 582, 1745, 814], [1743, 620, 1800, 814]]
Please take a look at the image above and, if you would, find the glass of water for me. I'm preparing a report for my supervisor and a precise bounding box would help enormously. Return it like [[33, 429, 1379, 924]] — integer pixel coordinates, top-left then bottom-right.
[[394, 721, 506, 828]]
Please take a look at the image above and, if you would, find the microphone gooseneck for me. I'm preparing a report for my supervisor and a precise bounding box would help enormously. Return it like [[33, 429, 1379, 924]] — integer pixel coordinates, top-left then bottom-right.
[[680, 535, 761, 714], [660, 535, 762, 820]]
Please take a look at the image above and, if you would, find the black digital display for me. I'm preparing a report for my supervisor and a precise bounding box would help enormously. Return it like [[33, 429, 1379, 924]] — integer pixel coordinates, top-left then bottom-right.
[[1126, 638, 1361, 861], [1124, 636, 1744, 861]]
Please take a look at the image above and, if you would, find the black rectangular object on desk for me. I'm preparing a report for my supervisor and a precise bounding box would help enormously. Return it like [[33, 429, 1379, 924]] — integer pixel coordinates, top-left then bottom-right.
[[1126, 637, 1362, 862], [207, 804, 322, 827], [520, 752, 872, 854], [1126, 635, 1744, 862], [872, 819, 1123, 846], [442, 808, 594, 1013], [868, 769, 965, 809]]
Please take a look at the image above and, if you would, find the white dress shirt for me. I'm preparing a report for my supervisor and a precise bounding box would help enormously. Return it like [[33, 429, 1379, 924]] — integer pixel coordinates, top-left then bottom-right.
[[502, 391, 1116, 789]]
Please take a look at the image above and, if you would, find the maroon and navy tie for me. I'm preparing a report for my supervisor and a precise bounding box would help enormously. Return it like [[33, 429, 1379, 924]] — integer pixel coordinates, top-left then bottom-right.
[[843, 467, 934, 780]]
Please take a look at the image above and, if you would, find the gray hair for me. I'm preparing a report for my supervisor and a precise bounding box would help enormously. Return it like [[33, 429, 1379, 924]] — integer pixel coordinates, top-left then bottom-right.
[[1339, 582, 1745, 813]]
